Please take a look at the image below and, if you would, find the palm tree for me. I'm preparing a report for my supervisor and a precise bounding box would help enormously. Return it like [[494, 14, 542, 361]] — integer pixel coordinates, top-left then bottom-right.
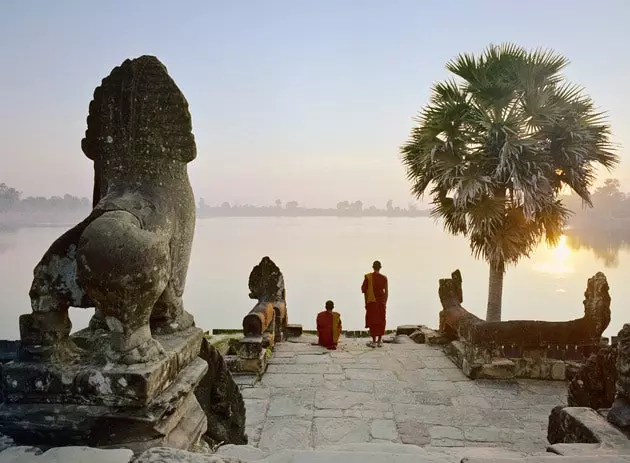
[[401, 44, 618, 322]]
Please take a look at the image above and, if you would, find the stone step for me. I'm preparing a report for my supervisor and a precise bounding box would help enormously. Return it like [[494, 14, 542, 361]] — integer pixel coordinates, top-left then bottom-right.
[[216, 443, 540, 463], [3, 442, 628, 463], [0, 445, 133, 463], [463, 457, 630, 462]]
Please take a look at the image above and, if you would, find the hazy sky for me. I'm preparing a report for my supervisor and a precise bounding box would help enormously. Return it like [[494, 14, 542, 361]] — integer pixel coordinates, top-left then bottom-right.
[[1, 0, 628, 208]]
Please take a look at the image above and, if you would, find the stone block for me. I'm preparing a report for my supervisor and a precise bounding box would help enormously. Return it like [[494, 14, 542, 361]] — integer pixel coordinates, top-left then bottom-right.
[[262, 331, 275, 349], [0, 446, 42, 461], [479, 359, 516, 379], [215, 444, 268, 461], [393, 335, 415, 344], [445, 340, 465, 369], [462, 456, 630, 462], [396, 420, 431, 445], [134, 447, 238, 462], [608, 397, 630, 431], [98, 394, 208, 454], [259, 418, 312, 451], [0, 357, 208, 449], [19, 312, 71, 346], [420, 327, 448, 345], [409, 330, 426, 344], [242, 352, 268, 375], [206, 334, 242, 356], [227, 350, 268, 376], [548, 442, 630, 457], [551, 360, 567, 381], [548, 406, 630, 449], [396, 325, 421, 336], [462, 358, 482, 379], [0, 341, 19, 364], [39, 447, 134, 463], [1, 327, 204, 407], [313, 417, 371, 446], [286, 324, 303, 338], [238, 337, 264, 359], [232, 374, 259, 387], [370, 419, 398, 441]]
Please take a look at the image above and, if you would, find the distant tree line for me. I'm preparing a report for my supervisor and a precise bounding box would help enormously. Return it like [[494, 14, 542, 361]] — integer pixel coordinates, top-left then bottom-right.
[[197, 198, 430, 217], [562, 179, 630, 228], [0, 183, 91, 219], [4, 178, 629, 224]]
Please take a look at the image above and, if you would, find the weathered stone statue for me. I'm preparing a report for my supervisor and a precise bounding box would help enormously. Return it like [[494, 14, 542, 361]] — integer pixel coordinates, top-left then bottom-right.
[[195, 338, 247, 447], [0, 55, 248, 453], [568, 343, 617, 409], [248, 256, 286, 302], [608, 324, 630, 430], [25, 55, 196, 364], [243, 256, 287, 339]]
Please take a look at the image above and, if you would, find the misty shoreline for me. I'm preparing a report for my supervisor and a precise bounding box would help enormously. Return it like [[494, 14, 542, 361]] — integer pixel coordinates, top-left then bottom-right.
[[0, 210, 433, 230], [2, 211, 630, 234]]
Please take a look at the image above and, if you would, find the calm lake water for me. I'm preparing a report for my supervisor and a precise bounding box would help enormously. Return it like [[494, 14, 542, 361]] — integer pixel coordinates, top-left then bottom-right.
[[0, 217, 626, 340]]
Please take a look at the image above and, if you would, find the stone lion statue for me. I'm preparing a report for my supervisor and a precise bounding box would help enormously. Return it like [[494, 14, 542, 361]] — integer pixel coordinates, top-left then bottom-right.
[[24, 56, 197, 364]]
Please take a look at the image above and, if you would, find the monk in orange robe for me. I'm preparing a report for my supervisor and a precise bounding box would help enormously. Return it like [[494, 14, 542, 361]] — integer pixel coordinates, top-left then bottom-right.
[[361, 260, 388, 348], [316, 300, 342, 350]]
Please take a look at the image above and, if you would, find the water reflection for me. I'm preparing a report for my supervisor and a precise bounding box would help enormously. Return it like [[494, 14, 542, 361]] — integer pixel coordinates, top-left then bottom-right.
[[565, 227, 630, 269], [533, 235, 574, 275], [0, 219, 626, 339], [0, 230, 16, 256]]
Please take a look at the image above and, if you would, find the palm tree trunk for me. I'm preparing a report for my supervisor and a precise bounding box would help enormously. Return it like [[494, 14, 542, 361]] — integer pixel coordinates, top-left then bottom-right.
[[486, 259, 505, 322]]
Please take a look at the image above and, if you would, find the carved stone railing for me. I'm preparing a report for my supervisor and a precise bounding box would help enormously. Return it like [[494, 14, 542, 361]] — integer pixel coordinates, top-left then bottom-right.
[[243, 302, 275, 338], [224, 257, 298, 378], [242, 256, 288, 344], [439, 269, 611, 380], [547, 324, 629, 452]]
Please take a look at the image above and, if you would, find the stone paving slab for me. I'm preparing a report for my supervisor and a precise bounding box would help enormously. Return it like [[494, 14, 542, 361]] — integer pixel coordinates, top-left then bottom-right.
[[240, 336, 565, 455]]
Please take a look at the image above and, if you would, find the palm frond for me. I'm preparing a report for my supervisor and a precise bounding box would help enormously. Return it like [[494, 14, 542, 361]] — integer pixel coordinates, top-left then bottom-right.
[[401, 42, 619, 274]]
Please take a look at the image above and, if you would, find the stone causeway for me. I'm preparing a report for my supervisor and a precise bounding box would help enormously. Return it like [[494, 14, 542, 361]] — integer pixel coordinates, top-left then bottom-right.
[[237, 335, 565, 455]]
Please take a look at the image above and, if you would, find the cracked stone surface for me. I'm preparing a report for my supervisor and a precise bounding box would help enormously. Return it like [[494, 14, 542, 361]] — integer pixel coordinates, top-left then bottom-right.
[[238, 335, 567, 454]]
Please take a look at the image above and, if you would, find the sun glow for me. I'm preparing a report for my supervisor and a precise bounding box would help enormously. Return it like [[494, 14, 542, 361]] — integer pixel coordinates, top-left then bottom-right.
[[533, 235, 574, 275]]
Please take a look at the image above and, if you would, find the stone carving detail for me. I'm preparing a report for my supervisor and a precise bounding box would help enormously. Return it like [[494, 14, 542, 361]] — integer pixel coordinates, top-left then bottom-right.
[[439, 270, 611, 352], [438, 270, 612, 380], [568, 344, 617, 409], [248, 256, 286, 302], [0, 56, 237, 454], [608, 324, 630, 430], [243, 257, 287, 339], [195, 338, 247, 447], [25, 55, 197, 365], [438, 270, 480, 340]]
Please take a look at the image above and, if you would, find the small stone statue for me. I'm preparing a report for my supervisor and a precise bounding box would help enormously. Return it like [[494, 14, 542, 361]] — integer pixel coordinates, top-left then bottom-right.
[[24, 56, 197, 364], [608, 323, 630, 429], [582, 272, 612, 338]]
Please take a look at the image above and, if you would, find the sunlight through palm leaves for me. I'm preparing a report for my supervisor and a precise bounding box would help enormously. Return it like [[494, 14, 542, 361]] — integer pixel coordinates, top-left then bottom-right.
[[401, 43, 618, 322]]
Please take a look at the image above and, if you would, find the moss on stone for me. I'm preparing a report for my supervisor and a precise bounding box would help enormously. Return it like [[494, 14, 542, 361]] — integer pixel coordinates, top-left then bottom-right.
[[205, 333, 243, 356]]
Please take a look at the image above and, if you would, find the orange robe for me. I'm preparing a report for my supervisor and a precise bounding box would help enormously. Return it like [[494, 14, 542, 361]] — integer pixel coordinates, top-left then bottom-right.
[[362, 272, 387, 337], [316, 310, 342, 350]]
